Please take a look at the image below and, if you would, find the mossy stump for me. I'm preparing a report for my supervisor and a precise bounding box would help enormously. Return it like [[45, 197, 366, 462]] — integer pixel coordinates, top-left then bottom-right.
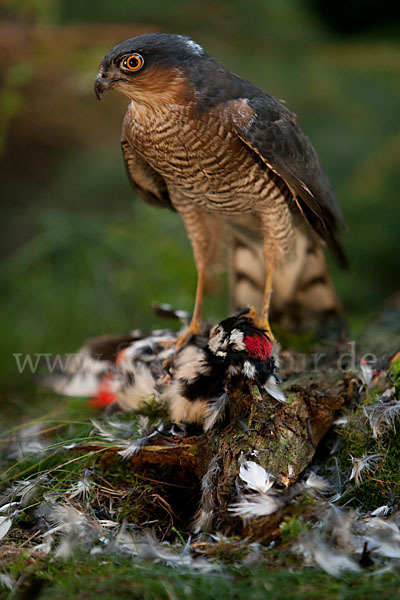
[[83, 369, 345, 541]]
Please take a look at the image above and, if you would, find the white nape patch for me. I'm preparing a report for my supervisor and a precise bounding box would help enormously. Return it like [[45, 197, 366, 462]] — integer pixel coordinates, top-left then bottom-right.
[[239, 461, 274, 494], [242, 361, 256, 379], [49, 370, 105, 398], [179, 35, 204, 56], [208, 328, 228, 355], [229, 329, 245, 351], [264, 376, 286, 402]]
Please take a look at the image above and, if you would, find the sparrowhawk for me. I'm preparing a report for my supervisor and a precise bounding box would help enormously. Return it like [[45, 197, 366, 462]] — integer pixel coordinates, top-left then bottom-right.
[[95, 33, 347, 343]]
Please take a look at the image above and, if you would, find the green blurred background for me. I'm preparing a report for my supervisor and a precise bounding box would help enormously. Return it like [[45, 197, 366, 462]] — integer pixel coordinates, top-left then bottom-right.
[[1, 0, 399, 404]]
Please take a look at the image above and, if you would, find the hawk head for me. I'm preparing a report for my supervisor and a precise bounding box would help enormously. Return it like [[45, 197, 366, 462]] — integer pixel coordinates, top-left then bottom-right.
[[95, 33, 209, 105]]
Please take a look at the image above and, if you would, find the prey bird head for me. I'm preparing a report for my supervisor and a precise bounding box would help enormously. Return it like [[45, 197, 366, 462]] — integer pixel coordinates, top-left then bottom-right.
[[95, 33, 213, 105]]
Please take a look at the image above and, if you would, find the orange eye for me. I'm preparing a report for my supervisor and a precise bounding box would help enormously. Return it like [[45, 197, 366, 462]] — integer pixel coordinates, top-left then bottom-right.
[[121, 53, 144, 72]]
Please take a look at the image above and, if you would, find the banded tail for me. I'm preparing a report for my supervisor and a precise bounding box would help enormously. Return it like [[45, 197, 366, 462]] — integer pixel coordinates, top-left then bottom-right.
[[229, 228, 346, 339]]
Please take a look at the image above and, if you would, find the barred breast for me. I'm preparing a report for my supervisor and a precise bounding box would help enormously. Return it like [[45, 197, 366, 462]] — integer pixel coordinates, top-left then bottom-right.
[[125, 100, 296, 260]]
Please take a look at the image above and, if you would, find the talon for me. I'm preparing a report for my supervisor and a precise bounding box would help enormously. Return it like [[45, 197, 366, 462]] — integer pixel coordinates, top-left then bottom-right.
[[158, 339, 175, 349], [261, 322, 275, 340], [175, 320, 201, 349], [256, 316, 275, 340]]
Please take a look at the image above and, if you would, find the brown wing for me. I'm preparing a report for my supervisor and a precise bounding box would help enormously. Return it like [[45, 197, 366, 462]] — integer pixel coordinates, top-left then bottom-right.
[[121, 116, 174, 211], [230, 97, 347, 268]]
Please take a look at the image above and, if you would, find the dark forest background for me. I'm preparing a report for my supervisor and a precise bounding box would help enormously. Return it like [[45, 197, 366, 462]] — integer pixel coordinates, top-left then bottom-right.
[[1, 0, 399, 408]]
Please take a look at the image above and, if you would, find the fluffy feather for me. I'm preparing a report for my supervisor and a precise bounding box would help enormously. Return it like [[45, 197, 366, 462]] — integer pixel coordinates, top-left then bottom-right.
[[363, 394, 400, 438], [229, 493, 282, 518], [238, 461, 275, 494], [297, 531, 361, 576], [349, 453, 383, 485]]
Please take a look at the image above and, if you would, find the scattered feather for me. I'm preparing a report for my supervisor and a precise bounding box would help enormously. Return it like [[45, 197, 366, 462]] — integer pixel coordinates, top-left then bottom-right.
[[0, 516, 13, 540], [360, 518, 400, 559], [193, 456, 221, 534], [349, 453, 383, 485], [0, 502, 19, 514], [370, 505, 391, 518], [203, 392, 229, 432], [137, 415, 151, 436], [229, 493, 282, 518], [67, 470, 93, 500], [6, 424, 49, 460], [333, 416, 349, 426], [264, 376, 286, 402], [364, 396, 400, 438], [117, 438, 148, 459], [303, 472, 330, 494], [90, 419, 119, 441], [359, 360, 374, 386], [115, 529, 215, 571], [325, 505, 356, 550], [298, 531, 360, 576], [0, 573, 14, 590], [239, 461, 275, 494], [31, 532, 54, 555]]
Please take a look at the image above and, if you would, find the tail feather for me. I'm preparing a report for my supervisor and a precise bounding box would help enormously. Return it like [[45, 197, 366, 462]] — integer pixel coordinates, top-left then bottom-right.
[[229, 228, 346, 338]]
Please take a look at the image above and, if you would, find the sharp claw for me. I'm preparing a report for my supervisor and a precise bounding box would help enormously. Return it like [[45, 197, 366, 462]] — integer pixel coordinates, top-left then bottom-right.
[[174, 321, 201, 349], [253, 313, 275, 340]]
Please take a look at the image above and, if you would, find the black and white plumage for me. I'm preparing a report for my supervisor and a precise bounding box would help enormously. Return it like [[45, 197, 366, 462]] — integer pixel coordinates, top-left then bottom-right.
[[41, 308, 284, 431], [166, 308, 284, 429]]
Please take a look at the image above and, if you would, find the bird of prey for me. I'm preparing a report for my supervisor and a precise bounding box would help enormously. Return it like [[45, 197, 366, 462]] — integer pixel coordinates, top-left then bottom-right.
[[95, 33, 347, 344]]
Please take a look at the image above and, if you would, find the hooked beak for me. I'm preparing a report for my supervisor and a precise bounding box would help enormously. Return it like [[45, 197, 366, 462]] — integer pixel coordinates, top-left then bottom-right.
[[94, 75, 110, 100]]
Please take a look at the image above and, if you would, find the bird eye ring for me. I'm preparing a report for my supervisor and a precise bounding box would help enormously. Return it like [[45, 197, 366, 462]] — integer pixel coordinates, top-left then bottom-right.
[[121, 54, 144, 72]]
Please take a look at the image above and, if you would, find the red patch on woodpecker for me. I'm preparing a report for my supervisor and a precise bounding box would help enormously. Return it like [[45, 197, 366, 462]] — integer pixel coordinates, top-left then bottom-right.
[[90, 375, 116, 408], [243, 333, 272, 360]]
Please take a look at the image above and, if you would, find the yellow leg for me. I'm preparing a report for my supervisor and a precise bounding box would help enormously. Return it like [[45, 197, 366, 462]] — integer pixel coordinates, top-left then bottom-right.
[[258, 266, 275, 339], [175, 264, 206, 349], [172, 206, 216, 350]]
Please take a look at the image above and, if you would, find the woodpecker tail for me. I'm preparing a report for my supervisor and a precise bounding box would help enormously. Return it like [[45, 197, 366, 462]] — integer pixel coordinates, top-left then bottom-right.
[[229, 228, 346, 339]]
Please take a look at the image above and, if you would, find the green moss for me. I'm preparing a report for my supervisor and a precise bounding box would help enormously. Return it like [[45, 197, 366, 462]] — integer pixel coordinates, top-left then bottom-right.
[[391, 357, 400, 394], [391, 357, 400, 380], [279, 514, 310, 543], [4, 549, 400, 600], [325, 383, 400, 512]]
